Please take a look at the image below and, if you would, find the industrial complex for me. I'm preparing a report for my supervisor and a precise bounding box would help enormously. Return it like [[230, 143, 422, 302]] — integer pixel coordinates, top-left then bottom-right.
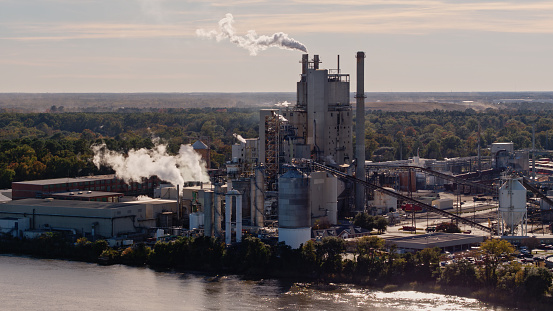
[[2, 51, 553, 255]]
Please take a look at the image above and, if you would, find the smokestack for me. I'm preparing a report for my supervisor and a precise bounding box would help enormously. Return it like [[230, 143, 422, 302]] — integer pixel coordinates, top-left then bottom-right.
[[313, 55, 320, 70], [337, 55, 340, 74], [302, 54, 309, 74], [355, 51, 366, 211]]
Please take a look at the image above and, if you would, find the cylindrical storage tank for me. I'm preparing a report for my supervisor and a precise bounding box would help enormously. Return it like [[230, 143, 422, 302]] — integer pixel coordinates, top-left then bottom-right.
[[499, 178, 527, 230], [324, 173, 338, 225], [214, 184, 223, 238], [278, 168, 310, 228], [278, 228, 312, 249], [399, 171, 416, 192], [278, 168, 311, 248], [251, 166, 265, 227], [203, 191, 213, 236]]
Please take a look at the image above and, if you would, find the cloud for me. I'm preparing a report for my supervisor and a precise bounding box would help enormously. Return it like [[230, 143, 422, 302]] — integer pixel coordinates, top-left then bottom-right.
[[0, 23, 190, 41]]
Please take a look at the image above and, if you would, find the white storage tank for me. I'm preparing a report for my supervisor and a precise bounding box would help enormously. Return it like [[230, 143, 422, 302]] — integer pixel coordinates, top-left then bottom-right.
[[278, 167, 311, 249], [189, 212, 204, 230], [498, 178, 527, 235]]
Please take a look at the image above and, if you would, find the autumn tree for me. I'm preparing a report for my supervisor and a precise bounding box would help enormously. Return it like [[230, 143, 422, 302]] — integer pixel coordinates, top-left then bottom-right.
[[479, 239, 515, 286]]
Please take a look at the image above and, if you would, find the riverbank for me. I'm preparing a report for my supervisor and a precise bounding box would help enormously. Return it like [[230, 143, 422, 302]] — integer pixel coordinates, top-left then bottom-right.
[[1, 233, 552, 310]]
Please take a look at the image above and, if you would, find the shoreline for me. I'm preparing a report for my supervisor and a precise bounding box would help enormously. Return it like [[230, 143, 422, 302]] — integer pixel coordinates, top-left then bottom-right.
[[1, 234, 552, 310]]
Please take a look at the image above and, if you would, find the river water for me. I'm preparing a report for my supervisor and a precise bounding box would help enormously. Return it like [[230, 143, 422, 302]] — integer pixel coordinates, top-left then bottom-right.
[[0, 255, 508, 311]]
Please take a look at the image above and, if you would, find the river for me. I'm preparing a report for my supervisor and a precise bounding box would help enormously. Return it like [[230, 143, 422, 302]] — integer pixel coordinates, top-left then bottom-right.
[[0, 255, 508, 310]]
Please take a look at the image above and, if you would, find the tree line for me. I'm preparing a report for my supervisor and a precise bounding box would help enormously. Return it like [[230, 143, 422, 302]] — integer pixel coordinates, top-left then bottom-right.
[[1, 233, 551, 307], [2, 108, 553, 188]]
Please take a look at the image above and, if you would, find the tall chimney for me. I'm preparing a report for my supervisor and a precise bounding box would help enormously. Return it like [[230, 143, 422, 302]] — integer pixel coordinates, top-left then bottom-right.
[[313, 55, 320, 70], [302, 54, 309, 74], [355, 51, 366, 211]]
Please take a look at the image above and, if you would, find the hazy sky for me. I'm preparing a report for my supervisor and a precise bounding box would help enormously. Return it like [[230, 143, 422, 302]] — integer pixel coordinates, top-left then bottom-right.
[[1, 0, 552, 93]]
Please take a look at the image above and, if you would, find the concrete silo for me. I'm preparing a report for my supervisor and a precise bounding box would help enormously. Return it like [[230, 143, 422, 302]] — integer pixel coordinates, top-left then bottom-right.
[[278, 168, 311, 249]]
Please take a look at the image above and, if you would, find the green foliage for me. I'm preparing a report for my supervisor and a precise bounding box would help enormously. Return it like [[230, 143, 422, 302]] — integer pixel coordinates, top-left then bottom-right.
[[435, 222, 461, 233], [120, 243, 151, 265], [439, 259, 478, 287], [520, 266, 553, 298], [225, 236, 272, 274], [316, 237, 346, 274], [353, 213, 388, 233], [496, 261, 523, 293], [479, 239, 515, 286], [355, 236, 386, 278]]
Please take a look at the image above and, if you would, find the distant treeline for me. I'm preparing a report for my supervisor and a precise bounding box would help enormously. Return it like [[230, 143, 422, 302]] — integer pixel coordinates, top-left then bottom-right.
[[1, 108, 553, 188]]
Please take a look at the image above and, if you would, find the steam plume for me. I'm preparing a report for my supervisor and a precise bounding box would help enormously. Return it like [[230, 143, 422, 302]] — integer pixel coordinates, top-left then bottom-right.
[[233, 133, 247, 144], [92, 142, 209, 187], [196, 13, 308, 56], [275, 101, 292, 108]]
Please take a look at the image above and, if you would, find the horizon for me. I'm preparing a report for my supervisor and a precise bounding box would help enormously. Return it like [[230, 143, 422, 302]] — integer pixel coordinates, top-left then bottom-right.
[[1, 1, 552, 93]]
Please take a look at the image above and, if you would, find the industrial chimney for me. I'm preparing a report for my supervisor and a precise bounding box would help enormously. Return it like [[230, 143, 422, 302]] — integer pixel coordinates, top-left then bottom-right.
[[355, 51, 366, 211]]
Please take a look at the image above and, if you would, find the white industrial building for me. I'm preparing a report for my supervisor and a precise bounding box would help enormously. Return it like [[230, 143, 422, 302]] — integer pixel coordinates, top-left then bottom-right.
[[0, 198, 178, 238]]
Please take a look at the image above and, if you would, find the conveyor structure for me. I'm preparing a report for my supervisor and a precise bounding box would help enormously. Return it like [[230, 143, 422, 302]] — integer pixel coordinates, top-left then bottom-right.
[[311, 161, 494, 233]]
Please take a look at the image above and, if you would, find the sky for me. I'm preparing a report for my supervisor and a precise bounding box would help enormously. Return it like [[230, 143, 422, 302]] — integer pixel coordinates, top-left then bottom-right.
[[1, 0, 552, 93]]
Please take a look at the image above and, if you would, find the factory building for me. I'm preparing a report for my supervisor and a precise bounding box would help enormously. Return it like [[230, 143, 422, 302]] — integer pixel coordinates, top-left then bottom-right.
[[12, 175, 159, 200], [0, 198, 177, 238], [282, 54, 353, 166]]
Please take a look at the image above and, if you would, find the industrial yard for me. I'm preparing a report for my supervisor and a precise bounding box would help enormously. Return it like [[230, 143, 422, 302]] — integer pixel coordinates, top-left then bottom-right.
[[1, 52, 553, 258]]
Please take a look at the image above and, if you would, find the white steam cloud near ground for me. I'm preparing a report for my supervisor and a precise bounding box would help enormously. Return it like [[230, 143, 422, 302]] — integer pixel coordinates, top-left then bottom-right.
[[92, 142, 210, 188], [196, 13, 308, 56], [233, 133, 247, 144]]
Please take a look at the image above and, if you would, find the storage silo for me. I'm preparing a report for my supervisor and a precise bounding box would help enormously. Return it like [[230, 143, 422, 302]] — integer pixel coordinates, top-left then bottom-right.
[[498, 178, 527, 236], [225, 189, 242, 244], [203, 190, 214, 236], [278, 168, 311, 249], [250, 166, 265, 227], [324, 172, 338, 225]]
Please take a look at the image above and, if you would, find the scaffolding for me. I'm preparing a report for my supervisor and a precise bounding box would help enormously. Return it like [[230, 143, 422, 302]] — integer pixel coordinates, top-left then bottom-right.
[[265, 111, 280, 189]]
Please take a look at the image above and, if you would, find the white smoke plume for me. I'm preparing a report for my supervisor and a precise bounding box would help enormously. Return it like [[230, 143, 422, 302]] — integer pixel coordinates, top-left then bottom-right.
[[196, 13, 308, 56], [278, 114, 288, 122], [275, 101, 292, 108], [233, 133, 247, 144], [136, 195, 153, 201], [91, 142, 210, 187]]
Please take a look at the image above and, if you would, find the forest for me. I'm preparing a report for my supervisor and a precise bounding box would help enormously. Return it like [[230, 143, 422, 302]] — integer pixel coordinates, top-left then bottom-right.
[[1, 107, 553, 189]]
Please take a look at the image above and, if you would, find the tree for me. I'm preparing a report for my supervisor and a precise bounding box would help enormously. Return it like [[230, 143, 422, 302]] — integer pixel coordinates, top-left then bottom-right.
[[355, 236, 386, 278], [318, 236, 345, 274], [356, 236, 385, 258], [439, 259, 477, 287], [521, 266, 553, 298], [374, 216, 388, 234], [414, 247, 442, 281], [435, 222, 461, 233], [479, 239, 515, 286], [353, 212, 374, 232]]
